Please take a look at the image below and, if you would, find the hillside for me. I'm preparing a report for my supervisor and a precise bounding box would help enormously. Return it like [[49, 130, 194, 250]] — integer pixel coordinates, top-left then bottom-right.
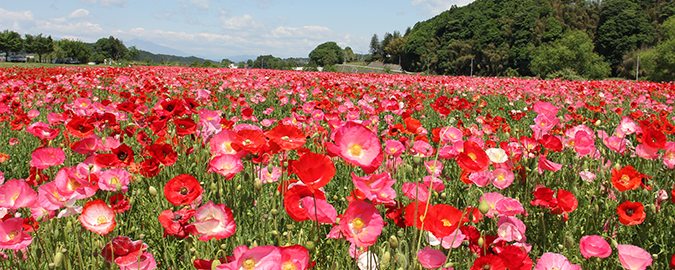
[[391, 0, 675, 78], [137, 50, 217, 66]]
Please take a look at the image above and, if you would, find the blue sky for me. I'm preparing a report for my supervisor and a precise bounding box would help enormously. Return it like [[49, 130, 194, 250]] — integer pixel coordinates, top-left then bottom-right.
[[1, 0, 474, 61]]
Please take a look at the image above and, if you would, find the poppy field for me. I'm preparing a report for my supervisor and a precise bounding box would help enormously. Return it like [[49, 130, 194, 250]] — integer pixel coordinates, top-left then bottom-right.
[[0, 65, 675, 270]]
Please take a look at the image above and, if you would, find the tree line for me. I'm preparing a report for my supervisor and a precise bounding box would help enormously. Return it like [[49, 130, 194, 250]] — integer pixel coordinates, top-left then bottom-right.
[[369, 0, 675, 82], [0, 29, 140, 64]]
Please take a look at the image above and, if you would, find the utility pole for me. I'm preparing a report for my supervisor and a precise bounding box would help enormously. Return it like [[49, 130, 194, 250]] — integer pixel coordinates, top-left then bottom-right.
[[636, 55, 640, 81], [471, 58, 474, 77]]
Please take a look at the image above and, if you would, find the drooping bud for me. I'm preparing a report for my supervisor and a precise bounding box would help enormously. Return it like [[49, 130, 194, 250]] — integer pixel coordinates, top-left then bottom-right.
[[149, 186, 158, 196], [478, 200, 490, 215], [53, 252, 64, 267], [389, 235, 399, 249]]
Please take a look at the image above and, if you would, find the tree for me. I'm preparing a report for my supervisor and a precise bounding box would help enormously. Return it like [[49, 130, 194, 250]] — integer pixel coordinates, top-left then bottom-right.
[[531, 30, 610, 80], [24, 33, 54, 63], [639, 15, 675, 82], [308, 42, 344, 66], [93, 36, 129, 61], [126, 46, 140, 61], [595, 0, 655, 64], [0, 30, 24, 58], [57, 39, 91, 63], [344, 47, 355, 62], [369, 34, 380, 56], [220, 59, 232, 68]]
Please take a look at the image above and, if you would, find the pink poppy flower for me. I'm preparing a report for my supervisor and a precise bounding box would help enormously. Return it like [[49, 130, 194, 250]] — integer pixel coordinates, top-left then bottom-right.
[[98, 169, 131, 193], [438, 126, 463, 144], [616, 116, 640, 137], [496, 215, 527, 243], [326, 122, 383, 174], [258, 165, 281, 183], [538, 156, 562, 174], [339, 200, 384, 247], [402, 182, 431, 202], [384, 139, 404, 157], [8, 138, 18, 146], [71, 135, 102, 155], [604, 136, 627, 153], [469, 171, 492, 187], [636, 144, 659, 160], [233, 246, 281, 270], [579, 235, 612, 259], [422, 176, 445, 193], [578, 171, 596, 182], [410, 140, 434, 157], [663, 142, 675, 169], [209, 130, 245, 158], [26, 122, 60, 140], [424, 160, 443, 177], [54, 167, 98, 199], [351, 172, 397, 204], [617, 244, 652, 270], [0, 179, 38, 209], [495, 197, 525, 216], [120, 252, 157, 270], [531, 113, 559, 139], [208, 154, 243, 180], [29, 147, 66, 169], [479, 192, 506, 218], [417, 246, 445, 269], [534, 252, 581, 270], [300, 197, 337, 224], [533, 101, 560, 117], [78, 199, 116, 235], [279, 245, 310, 270], [188, 201, 236, 241], [0, 218, 33, 250], [27, 109, 40, 119], [492, 168, 514, 189]]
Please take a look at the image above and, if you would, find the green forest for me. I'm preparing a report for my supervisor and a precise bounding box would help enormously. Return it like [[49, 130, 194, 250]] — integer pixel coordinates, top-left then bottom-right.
[[371, 0, 675, 81]]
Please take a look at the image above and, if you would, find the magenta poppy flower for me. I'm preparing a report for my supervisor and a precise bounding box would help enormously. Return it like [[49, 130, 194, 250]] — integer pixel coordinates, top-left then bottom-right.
[[29, 147, 66, 169], [233, 246, 281, 270], [300, 197, 337, 224], [424, 160, 443, 177], [579, 235, 611, 259], [469, 171, 492, 187], [339, 200, 384, 247], [402, 182, 430, 202], [279, 245, 310, 270], [208, 154, 243, 180], [0, 179, 37, 209], [188, 201, 236, 241], [479, 192, 505, 218], [492, 168, 515, 189], [417, 246, 445, 269], [495, 197, 525, 216], [25, 122, 60, 140], [326, 121, 383, 174], [534, 252, 580, 270], [98, 169, 131, 193], [496, 215, 527, 243], [538, 155, 563, 174], [351, 172, 396, 204], [384, 139, 404, 157], [617, 244, 652, 270], [209, 130, 245, 158], [0, 218, 33, 250]]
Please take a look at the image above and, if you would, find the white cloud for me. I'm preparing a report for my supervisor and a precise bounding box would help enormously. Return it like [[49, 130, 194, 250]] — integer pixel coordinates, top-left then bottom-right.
[[39, 21, 105, 41], [0, 8, 35, 31], [219, 14, 264, 31], [270, 26, 332, 40], [188, 0, 210, 9], [411, 0, 473, 16], [76, 0, 126, 8], [68, 9, 91, 19]]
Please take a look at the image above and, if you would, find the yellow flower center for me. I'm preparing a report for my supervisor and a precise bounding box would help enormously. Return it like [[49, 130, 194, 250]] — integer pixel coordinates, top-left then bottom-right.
[[620, 174, 630, 184], [224, 142, 233, 152], [468, 153, 477, 161], [282, 262, 296, 270], [81, 102, 87, 107], [243, 139, 252, 145], [352, 218, 364, 230], [67, 180, 82, 191], [349, 144, 363, 157], [222, 164, 232, 170], [110, 177, 119, 185], [442, 219, 453, 227], [242, 258, 256, 269], [11, 193, 19, 204], [97, 215, 108, 224], [497, 174, 505, 181], [7, 231, 18, 240]]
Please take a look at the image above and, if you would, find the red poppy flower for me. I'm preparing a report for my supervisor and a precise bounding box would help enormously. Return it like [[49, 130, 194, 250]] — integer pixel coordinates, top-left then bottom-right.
[[283, 185, 326, 222], [539, 134, 563, 152], [147, 144, 178, 166], [136, 130, 153, 147], [495, 245, 532, 270], [266, 124, 306, 151], [611, 165, 643, 192], [404, 117, 422, 134], [140, 157, 162, 178], [291, 152, 335, 193], [387, 123, 404, 137], [158, 208, 196, 238], [457, 141, 490, 173], [556, 189, 578, 213], [403, 201, 434, 231], [66, 116, 95, 138], [174, 117, 197, 137], [470, 254, 506, 270], [429, 204, 463, 238], [164, 174, 203, 206], [642, 127, 667, 149], [109, 194, 131, 213], [160, 99, 187, 117], [617, 201, 646, 226], [237, 129, 267, 154], [100, 236, 148, 266]]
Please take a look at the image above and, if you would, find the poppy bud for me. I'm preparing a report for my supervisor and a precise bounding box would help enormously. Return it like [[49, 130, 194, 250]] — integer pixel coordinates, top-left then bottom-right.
[[211, 259, 221, 270], [53, 252, 64, 267], [413, 156, 421, 165], [268, 230, 279, 236], [66, 221, 73, 233], [220, 244, 227, 250], [36, 248, 42, 259], [389, 236, 399, 249], [477, 237, 484, 247], [594, 204, 599, 214], [565, 234, 575, 248], [304, 241, 315, 252], [270, 209, 278, 217], [641, 188, 650, 198], [594, 120, 602, 126], [397, 230, 405, 238], [139, 234, 145, 240], [646, 204, 656, 214], [478, 200, 490, 215], [244, 172, 251, 181], [236, 185, 242, 191], [149, 186, 158, 196], [381, 251, 391, 268], [283, 161, 289, 167], [189, 247, 197, 254], [254, 178, 262, 191], [611, 239, 618, 248], [115, 182, 123, 192], [444, 262, 455, 268], [440, 192, 447, 199], [267, 163, 273, 172], [210, 183, 218, 192]]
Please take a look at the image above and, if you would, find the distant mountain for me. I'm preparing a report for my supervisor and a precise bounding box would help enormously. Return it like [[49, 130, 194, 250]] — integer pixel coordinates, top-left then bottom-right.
[[137, 50, 218, 66], [126, 39, 191, 57], [227, 55, 258, 62]]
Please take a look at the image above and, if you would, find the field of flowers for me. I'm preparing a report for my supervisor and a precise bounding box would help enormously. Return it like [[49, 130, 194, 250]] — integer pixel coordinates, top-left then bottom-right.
[[0, 65, 673, 269]]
